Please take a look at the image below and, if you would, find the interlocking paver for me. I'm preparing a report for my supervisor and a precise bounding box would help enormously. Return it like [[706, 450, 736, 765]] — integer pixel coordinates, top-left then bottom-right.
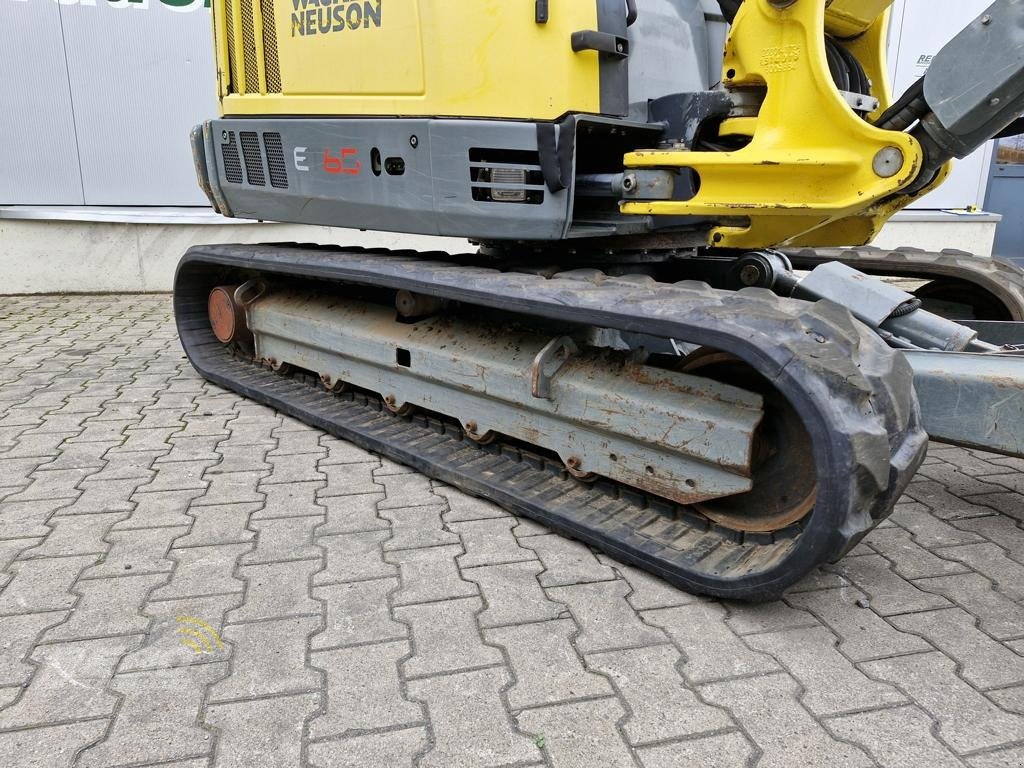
[[464, 561, 566, 628], [19, 512, 125, 559], [936, 543, 1024, 601], [637, 732, 755, 768], [379, 504, 458, 550], [0, 555, 96, 615], [43, 572, 167, 642], [241, 516, 323, 564], [518, 697, 633, 767], [829, 553, 951, 615], [317, 492, 386, 533], [385, 544, 478, 606], [828, 704, 965, 768], [450, 517, 536, 568], [396, 596, 502, 678], [315, 530, 395, 585], [311, 578, 405, 649], [120, 592, 241, 671], [151, 543, 250, 601], [967, 747, 1024, 768], [175, 503, 259, 548], [205, 692, 321, 768], [524, 534, 617, 587], [307, 726, 428, 768], [0, 610, 69, 686], [0, 721, 109, 768], [547, 580, 666, 654], [229, 560, 322, 622], [259, 481, 329, 520], [914, 572, 1024, 640], [81, 525, 186, 579]]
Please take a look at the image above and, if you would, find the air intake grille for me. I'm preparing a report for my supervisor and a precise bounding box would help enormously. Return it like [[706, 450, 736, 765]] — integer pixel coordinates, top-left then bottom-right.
[[222, 132, 243, 184], [224, 1, 239, 93], [263, 132, 288, 189], [239, 0, 259, 93], [240, 131, 265, 186], [260, 0, 282, 93]]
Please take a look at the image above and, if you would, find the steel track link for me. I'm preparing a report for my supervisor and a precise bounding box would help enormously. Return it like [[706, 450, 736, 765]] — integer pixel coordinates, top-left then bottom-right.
[[174, 243, 927, 600]]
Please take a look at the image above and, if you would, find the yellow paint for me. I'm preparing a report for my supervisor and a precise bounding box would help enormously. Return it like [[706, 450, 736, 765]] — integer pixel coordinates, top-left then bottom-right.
[[212, 0, 602, 119], [622, 0, 949, 248]]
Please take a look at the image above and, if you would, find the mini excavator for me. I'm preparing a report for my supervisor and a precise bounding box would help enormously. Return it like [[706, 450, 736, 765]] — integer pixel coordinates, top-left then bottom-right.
[[179, 0, 1024, 599]]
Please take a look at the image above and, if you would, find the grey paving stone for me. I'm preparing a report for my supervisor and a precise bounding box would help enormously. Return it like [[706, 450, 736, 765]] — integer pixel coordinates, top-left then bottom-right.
[[315, 530, 396, 585], [18, 512, 125, 559], [319, 462, 382, 497], [257, 481, 327, 519], [485, 618, 611, 710], [701, 673, 874, 768], [408, 667, 539, 768], [830, 554, 951, 615], [138, 459, 213, 494], [150, 543, 250, 601], [0, 610, 69, 686], [967, 747, 1024, 768], [644, 602, 778, 683], [0, 720, 109, 768], [518, 697, 633, 767], [86, 449, 164, 481], [229, 559, 323, 622], [786, 587, 932, 661], [43, 572, 167, 642], [0, 499, 67, 539], [723, 601, 818, 636], [867, 527, 971, 579], [194, 470, 267, 507], [175, 503, 259, 548], [969, 492, 1024, 523], [241, 515, 323, 564], [267, 429, 325, 457], [114, 488, 201, 529], [206, 445, 271, 475], [379, 504, 458, 551], [955, 516, 1024, 563], [209, 615, 322, 701], [157, 434, 224, 464], [205, 692, 321, 768], [81, 525, 187, 579], [915, 572, 1024, 640], [587, 644, 732, 745], [307, 726, 428, 768], [120, 593, 241, 672], [77, 663, 226, 767], [547, 580, 666, 654], [0, 555, 96, 615], [987, 684, 1024, 715], [385, 544, 479, 606], [0, 539, 40, 575], [936, 543, 1024, 601], [4, 468, 91, 503], [317, 492, 387, 533], [311, 577, 405, 650], [890, 607, 1024, 688], [636, 732, 755, 768], [464, 561, 566, 629], [524, 534, 616, 587], [317, 438, 377, 466], [745, 625, 906, 716], [596, 556, 701, 610], [905, 480, 1001, 520], [261, 452, 326, 484], [309, 639, 422, 739], [863, 651, 1024, 752], [0, 635, 139, 728], [65, 476, 151, 515], [375, 472, 439, 510], [435, 484, 510, 522], [396, 596, 502, 678], [450, 517, 536, 568], [828, 704, 966, 768]]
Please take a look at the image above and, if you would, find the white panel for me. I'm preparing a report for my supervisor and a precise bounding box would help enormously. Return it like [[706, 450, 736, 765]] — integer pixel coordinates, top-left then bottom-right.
[[890, 0, 993, 210], [59, 1, 219, 205], [0, 1, 84, 204]]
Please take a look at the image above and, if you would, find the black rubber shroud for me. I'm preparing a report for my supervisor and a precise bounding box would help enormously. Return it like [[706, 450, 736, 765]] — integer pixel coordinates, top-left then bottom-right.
[[174, 244, 927, 600]]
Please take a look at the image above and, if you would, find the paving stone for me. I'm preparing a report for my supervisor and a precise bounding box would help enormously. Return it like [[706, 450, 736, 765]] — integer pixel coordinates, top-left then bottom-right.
[[385, 544, 479, 606], [0, 499, 67, 539], [525, 534, 616, 587], [229, 559, 322, 622], [644, 602, 778, 683], [829, 704, 965, 768], [318, 438, 377, 465], [0, 431, 79, 461], [969, 492, 1024, 522], [115, 488, 201, 529], [987, 684, 1024, 715], [206, 445, 271, 475], [0, 720, 109, 768], [86, 449, 164, 481], [916, 463, 1008, 498], [863, 651, 1024, 752], [120, 593, 241, 671], [194, 470, 266, 507], [0, 635, 139, 728], [175, 503, 259, 548], [867, 527, 970, 579], [317, 492, 386, 533], [485, 618, 611, 710], [464, 561, 565, 628], [66, 476, 152, 515], [379, 504, 458, 551], [18, 511, 125, 559], [319, 462, 382, 497], [955, 516, 1024, 563], [830, 554, 951, 615], [450, 517, 536, 568], [0, 555, 95, 615], [396, 596, 501, 678], [209, 615, 322, 701], [137, 459, 213, 494], [894, 501, 987, 548], [157, 434, 224, 464], [241, 515, 323, 564], [376, 472, 439, 510], [435, 484, 510, 522], [936, 543, 1024, 601], [889, 607, 1024, 689], [111, 426, 179, 454], [786, 587, 931, 661], [307, 726, 428, 768], [637, 732, 755, 768], [904, 480, 1000, 520], [258, 481, 328, 519], [967, 747, 1024, 768], [915, 573, 1024, 640], [745, 625, 905, 716], [78, 663, 226, 767], [408, 667, 538, 768], [309, 639, 422, 739], [206, 692, 321, 768], [547, 580, 666, 654], [4, 468, 91, 502], [587, 644, 731, 744], [268, 429, 325, 457], [0, 610, 69, 686], [700, 673, 873, 768], [81, 525, 186, 579], [43, 573, 167, 642], [150, 543, 250, 601], [596, 556, 700, 610], [723, 601, 818, 636], [311, 577, 405, 650], [315, 530, 396, 585], [0, 539, 40, 575], [518, 697, 632, 767], [261, 452, 326, 484]]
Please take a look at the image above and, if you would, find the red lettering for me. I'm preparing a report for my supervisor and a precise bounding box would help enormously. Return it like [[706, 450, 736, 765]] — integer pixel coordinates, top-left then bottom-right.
[[323, 147, 361, 175]]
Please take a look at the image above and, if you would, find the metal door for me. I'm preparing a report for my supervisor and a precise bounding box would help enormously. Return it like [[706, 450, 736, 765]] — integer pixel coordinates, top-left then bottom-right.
[[985, 136, 1024, 260]]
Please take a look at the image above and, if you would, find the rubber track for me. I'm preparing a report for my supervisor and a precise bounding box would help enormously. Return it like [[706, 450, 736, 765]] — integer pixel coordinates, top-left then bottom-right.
[[784, 246, 1024, 321], [174, 244, 927, 600]]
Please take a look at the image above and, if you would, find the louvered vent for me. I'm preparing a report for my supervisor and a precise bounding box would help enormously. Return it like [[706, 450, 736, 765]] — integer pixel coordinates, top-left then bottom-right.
[[261, 0, 282, 93], [240, 131, 265, 186], [224, 1, 239, 93], [263, 132, 288, 189], [222, 132, 243, 184]]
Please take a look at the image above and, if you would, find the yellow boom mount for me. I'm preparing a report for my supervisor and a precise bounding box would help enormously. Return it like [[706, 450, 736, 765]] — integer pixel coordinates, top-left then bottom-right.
[[621, 0, 949, 249]]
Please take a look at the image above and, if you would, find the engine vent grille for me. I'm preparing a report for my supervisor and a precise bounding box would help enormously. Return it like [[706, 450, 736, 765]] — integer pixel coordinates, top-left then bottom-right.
[[240, 131, 265, 186], [223, 2, 239, 93], [220, 0, 282, 95], [260, 0, 282, 93], [468, 148, 545, 205], [263, 132, 288, 189], [222, 132, 243, 184]]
